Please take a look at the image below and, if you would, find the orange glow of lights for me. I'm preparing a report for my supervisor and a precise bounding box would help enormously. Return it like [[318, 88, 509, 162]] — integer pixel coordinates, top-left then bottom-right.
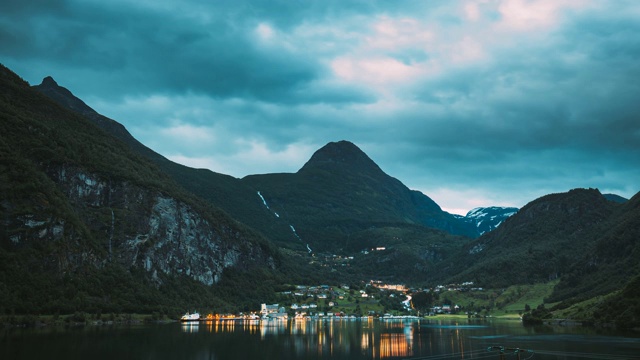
[[379, 333, 411, 358]]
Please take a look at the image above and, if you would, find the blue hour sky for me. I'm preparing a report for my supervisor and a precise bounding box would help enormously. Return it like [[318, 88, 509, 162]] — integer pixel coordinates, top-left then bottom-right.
[[2, 0, 639, 214]]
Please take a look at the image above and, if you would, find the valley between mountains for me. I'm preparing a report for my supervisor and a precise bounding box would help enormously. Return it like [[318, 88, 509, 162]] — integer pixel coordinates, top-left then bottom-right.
[[1, 63, 638, 328]]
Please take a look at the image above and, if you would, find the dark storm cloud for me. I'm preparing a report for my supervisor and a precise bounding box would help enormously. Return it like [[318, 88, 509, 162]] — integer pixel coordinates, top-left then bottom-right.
[[404, 8, 640, 157], [0, 0, 375, 104], [349, 3, 640, 208], [1, 0, 639, 213]]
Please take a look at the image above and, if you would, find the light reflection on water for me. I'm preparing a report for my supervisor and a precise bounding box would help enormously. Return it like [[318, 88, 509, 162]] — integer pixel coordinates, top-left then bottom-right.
[[3, 318, 640, 360], [181, 318, 420, 358], [177, 318, 640, 360]]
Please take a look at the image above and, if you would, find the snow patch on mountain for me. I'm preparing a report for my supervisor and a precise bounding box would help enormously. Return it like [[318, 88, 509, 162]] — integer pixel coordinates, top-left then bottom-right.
[[462, 206, 519, 236]]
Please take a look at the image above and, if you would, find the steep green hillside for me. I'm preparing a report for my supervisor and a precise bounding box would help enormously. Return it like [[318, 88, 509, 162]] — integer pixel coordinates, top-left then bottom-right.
[[428, 188, 640, 327], [549, 192, 640, 308], [435, 189, 618, 287], [0, 64, 280, 315]]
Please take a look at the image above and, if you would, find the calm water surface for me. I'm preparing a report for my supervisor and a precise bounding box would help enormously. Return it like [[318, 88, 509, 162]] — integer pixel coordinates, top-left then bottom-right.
[[3, 318, 640, 359]]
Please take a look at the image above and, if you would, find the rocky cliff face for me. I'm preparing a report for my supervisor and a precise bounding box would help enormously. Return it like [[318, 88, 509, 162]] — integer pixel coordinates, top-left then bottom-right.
[[6, 164, 275, 286]]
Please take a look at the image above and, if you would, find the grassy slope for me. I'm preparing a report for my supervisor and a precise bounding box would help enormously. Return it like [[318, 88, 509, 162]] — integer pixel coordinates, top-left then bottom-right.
[[552, 292, 620, 322], [437, 281, 558, 318], [499, 281, 560, 313]]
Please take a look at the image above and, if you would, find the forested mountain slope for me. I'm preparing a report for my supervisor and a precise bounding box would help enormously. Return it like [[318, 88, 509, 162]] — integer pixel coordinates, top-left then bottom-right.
[[0, 64, 279, 314], [550, 191, 640, 304], [437, 189, 620, 286]]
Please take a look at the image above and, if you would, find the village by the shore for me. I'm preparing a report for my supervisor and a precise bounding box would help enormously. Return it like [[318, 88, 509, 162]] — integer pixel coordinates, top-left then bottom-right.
[[181, 280, 486, 322]]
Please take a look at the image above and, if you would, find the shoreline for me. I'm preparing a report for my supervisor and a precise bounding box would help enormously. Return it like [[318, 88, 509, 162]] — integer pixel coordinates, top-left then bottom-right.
[[0, 313, 176, 328], [4, 313, 636, 332]]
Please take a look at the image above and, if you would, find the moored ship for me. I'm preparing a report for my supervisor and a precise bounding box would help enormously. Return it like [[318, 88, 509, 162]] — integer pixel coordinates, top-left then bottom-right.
[[180, 312, 200, 321]]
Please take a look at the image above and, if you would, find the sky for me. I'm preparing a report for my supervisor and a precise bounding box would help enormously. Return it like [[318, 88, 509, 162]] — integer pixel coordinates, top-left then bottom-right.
[[2, 0, 639, 215]]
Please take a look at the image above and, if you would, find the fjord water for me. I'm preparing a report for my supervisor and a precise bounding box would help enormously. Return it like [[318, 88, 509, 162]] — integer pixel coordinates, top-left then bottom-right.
[[3, 319, 640, 360]]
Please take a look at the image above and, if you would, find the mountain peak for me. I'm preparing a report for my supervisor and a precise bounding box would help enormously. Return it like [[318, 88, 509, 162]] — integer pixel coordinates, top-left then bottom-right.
[[33, 76, 97, 117], [299, 140, 382, 174], [41, 76, 58, 87]]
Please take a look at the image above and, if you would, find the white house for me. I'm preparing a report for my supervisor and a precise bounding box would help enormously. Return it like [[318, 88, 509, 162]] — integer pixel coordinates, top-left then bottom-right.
[[261, 303, 280, 315]]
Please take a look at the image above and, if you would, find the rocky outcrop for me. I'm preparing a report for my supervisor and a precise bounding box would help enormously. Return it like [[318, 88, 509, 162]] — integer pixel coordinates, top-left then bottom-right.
[[7, 164, 275, 286]]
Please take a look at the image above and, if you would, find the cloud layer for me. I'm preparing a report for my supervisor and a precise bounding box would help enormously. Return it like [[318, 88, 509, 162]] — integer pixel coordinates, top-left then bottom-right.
[[2, 0, 639, 214]]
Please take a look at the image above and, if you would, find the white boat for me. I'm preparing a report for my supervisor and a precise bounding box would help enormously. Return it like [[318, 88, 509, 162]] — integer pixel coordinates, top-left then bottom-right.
[[181, 312, 200, 321]]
